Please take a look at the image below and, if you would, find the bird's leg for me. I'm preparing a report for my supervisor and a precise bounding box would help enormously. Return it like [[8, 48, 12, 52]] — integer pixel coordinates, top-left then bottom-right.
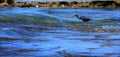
[[83, 22, 87, 25]]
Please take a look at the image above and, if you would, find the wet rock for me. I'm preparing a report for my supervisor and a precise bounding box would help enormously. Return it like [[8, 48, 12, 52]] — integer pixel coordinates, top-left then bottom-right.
[[0, 2, 8, 6], [0, 0, 15, 6], [115, 0, 120, 3], [0, 1, 120, 8]]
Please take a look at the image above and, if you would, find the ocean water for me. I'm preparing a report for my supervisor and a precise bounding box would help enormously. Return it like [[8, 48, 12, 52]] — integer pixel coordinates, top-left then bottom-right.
[[0, 7, 120, 57]]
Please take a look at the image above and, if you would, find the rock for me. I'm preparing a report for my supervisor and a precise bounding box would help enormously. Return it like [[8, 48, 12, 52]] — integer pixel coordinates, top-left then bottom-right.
[[0, 1, 120, 8], [115, 0, 120, 3], [0, 0, 15, 6]]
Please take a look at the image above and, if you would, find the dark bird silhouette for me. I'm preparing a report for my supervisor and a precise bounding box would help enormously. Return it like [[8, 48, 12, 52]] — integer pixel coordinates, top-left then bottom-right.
[[74, 15, 91, 22]]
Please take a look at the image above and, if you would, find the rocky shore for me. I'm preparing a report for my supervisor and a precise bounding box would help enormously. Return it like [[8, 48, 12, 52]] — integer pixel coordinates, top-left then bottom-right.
[[0, 1, 120, 8]]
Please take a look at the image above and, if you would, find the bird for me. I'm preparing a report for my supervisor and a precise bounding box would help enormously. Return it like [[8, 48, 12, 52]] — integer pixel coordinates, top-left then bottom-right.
[[74, 14, 91, 22], [35, 5, 39, 8]]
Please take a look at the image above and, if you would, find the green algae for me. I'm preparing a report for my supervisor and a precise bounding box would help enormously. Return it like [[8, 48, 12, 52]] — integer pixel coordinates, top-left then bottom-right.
[[0, 14, 61, 25]]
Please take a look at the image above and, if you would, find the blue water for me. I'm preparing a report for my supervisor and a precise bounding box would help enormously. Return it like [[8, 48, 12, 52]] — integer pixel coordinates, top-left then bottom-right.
[[0, 7, 120, 57]]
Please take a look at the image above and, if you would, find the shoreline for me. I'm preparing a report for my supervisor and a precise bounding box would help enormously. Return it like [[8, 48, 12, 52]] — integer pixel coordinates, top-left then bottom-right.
[[0, 1, 120, 8]]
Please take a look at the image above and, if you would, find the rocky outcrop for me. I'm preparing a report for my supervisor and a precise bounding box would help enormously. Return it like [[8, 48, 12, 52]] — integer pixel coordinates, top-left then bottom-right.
[[15, 1, 120, 8], [0, 1, 120, 8], [0, 0, 15, 6], [90, 1, 118, 8], [115, 0, 120, 3]]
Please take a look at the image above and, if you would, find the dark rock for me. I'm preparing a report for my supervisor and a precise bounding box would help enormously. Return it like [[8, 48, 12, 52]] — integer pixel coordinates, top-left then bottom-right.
[[59, 1, 68, 5], [72, 1, 78, 4], [7, 0, 15, 5], [91, 1, 115, 6]]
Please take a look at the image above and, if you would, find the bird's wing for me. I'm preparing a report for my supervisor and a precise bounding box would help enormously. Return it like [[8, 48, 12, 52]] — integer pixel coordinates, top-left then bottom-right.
[[80, 16, 90, 19]]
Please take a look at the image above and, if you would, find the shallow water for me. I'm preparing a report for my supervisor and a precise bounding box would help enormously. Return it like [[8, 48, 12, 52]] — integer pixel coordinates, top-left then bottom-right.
[[0, 7, 120, 57]]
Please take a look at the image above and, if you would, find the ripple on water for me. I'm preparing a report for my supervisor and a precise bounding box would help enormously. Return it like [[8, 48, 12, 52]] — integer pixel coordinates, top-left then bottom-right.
[[0, 7, 120, 57]]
